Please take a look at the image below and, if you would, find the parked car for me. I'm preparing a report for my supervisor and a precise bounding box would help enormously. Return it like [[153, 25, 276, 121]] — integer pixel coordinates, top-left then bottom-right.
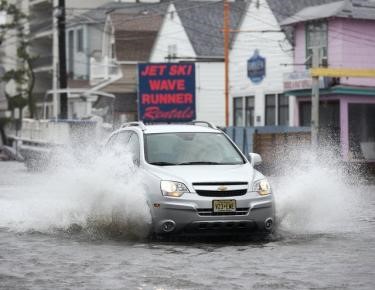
[[105, 121, 275, 236]]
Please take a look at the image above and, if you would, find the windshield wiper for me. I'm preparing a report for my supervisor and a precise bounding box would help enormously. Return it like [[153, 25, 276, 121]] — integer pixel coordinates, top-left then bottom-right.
[[149, 162, 177, 166], [177, 161, 222, 165]]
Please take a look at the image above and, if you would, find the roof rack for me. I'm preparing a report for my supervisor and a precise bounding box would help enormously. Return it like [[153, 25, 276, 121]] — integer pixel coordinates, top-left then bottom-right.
[[189, 121, 217, 129], [121, 121, 146, 130]]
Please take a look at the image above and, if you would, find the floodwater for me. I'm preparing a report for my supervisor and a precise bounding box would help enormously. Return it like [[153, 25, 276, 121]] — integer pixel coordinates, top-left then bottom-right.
[[0, 152, 374, 290]]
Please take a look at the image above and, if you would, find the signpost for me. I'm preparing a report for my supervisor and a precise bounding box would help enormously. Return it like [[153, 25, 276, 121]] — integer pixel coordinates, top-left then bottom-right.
[[138, 63, 196, 123], [311, 47, 320, 149]]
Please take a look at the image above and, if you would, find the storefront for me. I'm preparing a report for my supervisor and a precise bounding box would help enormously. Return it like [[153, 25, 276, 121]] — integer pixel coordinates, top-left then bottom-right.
[[286, 86, 375, 162]]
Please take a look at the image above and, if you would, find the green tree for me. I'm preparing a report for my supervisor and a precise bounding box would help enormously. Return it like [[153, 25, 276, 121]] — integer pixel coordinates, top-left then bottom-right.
[[0, 0, 36, 129]]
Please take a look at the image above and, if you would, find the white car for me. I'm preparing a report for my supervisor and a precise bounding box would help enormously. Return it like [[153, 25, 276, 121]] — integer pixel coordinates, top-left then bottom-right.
[[105, 121, 275, 236]]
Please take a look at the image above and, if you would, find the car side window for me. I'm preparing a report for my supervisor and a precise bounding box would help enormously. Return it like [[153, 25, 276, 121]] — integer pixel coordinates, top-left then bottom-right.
[[128, 133, 140, 166]]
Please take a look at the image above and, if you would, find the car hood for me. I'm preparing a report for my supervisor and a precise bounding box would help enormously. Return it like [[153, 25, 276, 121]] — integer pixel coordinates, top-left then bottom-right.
[[145, 163, 254, 185]]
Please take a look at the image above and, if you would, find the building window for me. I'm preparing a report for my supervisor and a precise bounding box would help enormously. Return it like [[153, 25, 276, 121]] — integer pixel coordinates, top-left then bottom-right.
[[233, 97, 243, 126], [265, 94, 276, 125], [245, 96, 254, 126], [77, 28, 83, 52], [299, 101, 311, 128], [167, 44, 177, 59], [233, 96, 254, 126], [278, 94, 289, 126], [68, 30, 74, 75], [111, 43, 116, 59], [306, 21, 328, 67]]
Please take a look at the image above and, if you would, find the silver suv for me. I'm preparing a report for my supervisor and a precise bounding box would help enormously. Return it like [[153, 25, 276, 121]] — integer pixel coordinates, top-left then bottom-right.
[[105, 121, 275, 236]]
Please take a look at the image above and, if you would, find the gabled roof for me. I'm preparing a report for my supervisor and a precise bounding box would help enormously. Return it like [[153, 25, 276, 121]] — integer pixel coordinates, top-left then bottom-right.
[[110, 12, 164, 32], [174, 1, 247, 57], [266, 0, 339, 24], [67, 1, 168, 27], [111, 12, 165, 61], [265, 0, 338, 41], [172, 0, 338, 56], [281, 0, 375, 26], [69, 2, 168, 61]]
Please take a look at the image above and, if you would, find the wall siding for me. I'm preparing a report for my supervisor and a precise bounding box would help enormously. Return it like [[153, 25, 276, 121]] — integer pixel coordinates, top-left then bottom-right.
[[295, 18, 375, 87], [150, 3, 196, 62], [294, 23, 306, 72], [105, 64, 137, 93], [330, 18, 375, 87], [195, 62, 225, 127]]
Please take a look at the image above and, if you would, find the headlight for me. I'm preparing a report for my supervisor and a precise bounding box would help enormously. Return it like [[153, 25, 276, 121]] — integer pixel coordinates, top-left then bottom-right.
[[253, 179, 271, 196], [160, 180, 189, 197]]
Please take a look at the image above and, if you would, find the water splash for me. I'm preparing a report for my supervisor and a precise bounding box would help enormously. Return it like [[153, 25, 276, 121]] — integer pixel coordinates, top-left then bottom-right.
[[0, 148, 152, 239], [272, 145, 365, 235], [0, 140, 370, 240]]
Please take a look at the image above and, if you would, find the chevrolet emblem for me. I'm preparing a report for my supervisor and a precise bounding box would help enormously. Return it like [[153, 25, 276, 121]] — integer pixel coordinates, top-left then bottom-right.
[[217, 186, 228, 191]]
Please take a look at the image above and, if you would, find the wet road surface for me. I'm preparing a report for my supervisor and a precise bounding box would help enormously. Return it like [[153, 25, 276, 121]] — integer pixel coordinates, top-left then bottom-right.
[[0, 161, 374, 290]]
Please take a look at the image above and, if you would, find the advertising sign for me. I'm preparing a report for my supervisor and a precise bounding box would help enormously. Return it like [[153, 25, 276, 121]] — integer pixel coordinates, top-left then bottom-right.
[[138, 63, 196, 123], [247, 49, 266, 84], [283, 70, 328, 91], [283, 71, 312, 90]]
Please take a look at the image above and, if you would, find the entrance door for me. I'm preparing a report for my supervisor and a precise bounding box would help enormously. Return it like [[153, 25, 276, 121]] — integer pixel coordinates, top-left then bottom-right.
[[319, 101, 340, 147], [349, 104, 375, 160], [299, 100, 340, 147]]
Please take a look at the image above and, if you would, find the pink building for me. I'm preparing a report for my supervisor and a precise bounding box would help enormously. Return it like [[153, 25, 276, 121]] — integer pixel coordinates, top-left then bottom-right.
[[282, 0, 375, 162]]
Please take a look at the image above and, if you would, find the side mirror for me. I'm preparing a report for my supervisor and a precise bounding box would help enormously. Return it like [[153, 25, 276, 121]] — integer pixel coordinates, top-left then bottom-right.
[[249, 153, 262, 166]]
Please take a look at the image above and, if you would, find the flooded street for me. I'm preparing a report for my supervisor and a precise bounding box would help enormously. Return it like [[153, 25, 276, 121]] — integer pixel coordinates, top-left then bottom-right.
[[0, 161, 375, 290]]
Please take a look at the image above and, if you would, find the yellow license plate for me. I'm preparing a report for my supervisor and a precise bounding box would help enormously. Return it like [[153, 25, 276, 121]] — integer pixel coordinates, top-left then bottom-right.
[[213, 200, 236, 212]]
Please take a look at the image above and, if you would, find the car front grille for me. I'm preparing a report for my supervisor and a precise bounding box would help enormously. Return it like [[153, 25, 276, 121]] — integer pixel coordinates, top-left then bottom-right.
[[192, 182, 249, 197], [184, 220, 256, 233], [197, 207, 249, 216], [195, 189, 247, 197]]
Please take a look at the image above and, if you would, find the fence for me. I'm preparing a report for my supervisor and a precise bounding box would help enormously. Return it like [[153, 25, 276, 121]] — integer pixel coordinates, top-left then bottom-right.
[[223, 126, 311, 173]]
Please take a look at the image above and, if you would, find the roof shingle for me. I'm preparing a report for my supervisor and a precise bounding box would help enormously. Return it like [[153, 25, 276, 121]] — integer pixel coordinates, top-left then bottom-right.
[[174, 1, 247, 57], [280, 0, 375, 26]]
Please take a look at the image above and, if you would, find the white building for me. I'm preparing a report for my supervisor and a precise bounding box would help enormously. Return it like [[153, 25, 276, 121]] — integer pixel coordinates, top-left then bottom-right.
[[150, 0, 246, 127], [229, 0, 292, 127]]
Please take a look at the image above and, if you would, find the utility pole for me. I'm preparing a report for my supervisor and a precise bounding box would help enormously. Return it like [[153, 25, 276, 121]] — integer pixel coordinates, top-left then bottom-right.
[[311, 47, 320, 149], [223, 0, 230, 126], [57, 0, 67, 119]]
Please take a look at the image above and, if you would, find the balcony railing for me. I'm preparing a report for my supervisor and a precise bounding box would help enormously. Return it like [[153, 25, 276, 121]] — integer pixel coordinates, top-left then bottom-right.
[[30, 19, 52, 35], [90, 56, 121, 85], [29, 0, 51, 5]]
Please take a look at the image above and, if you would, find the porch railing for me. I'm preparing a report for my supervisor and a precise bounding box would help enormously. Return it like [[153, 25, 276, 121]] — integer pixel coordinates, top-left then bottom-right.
[[90, 56, 121, 85]]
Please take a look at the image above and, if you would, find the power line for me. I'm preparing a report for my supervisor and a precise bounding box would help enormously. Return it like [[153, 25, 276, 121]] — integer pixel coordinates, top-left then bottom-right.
[[255, 0, 375, 45], [3, 0, 375, 74]]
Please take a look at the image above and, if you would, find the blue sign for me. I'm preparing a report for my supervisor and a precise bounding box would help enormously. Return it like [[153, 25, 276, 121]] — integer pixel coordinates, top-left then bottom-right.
[[247, 49, 266, 84], [138, 63, 196, 123]]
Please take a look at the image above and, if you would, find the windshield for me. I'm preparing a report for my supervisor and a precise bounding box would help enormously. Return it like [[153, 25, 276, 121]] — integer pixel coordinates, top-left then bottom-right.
[[145, 132, 245, 165]]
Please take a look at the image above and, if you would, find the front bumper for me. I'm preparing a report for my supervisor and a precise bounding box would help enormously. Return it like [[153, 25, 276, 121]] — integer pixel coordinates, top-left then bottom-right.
[[150, 194, 275, 235]]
